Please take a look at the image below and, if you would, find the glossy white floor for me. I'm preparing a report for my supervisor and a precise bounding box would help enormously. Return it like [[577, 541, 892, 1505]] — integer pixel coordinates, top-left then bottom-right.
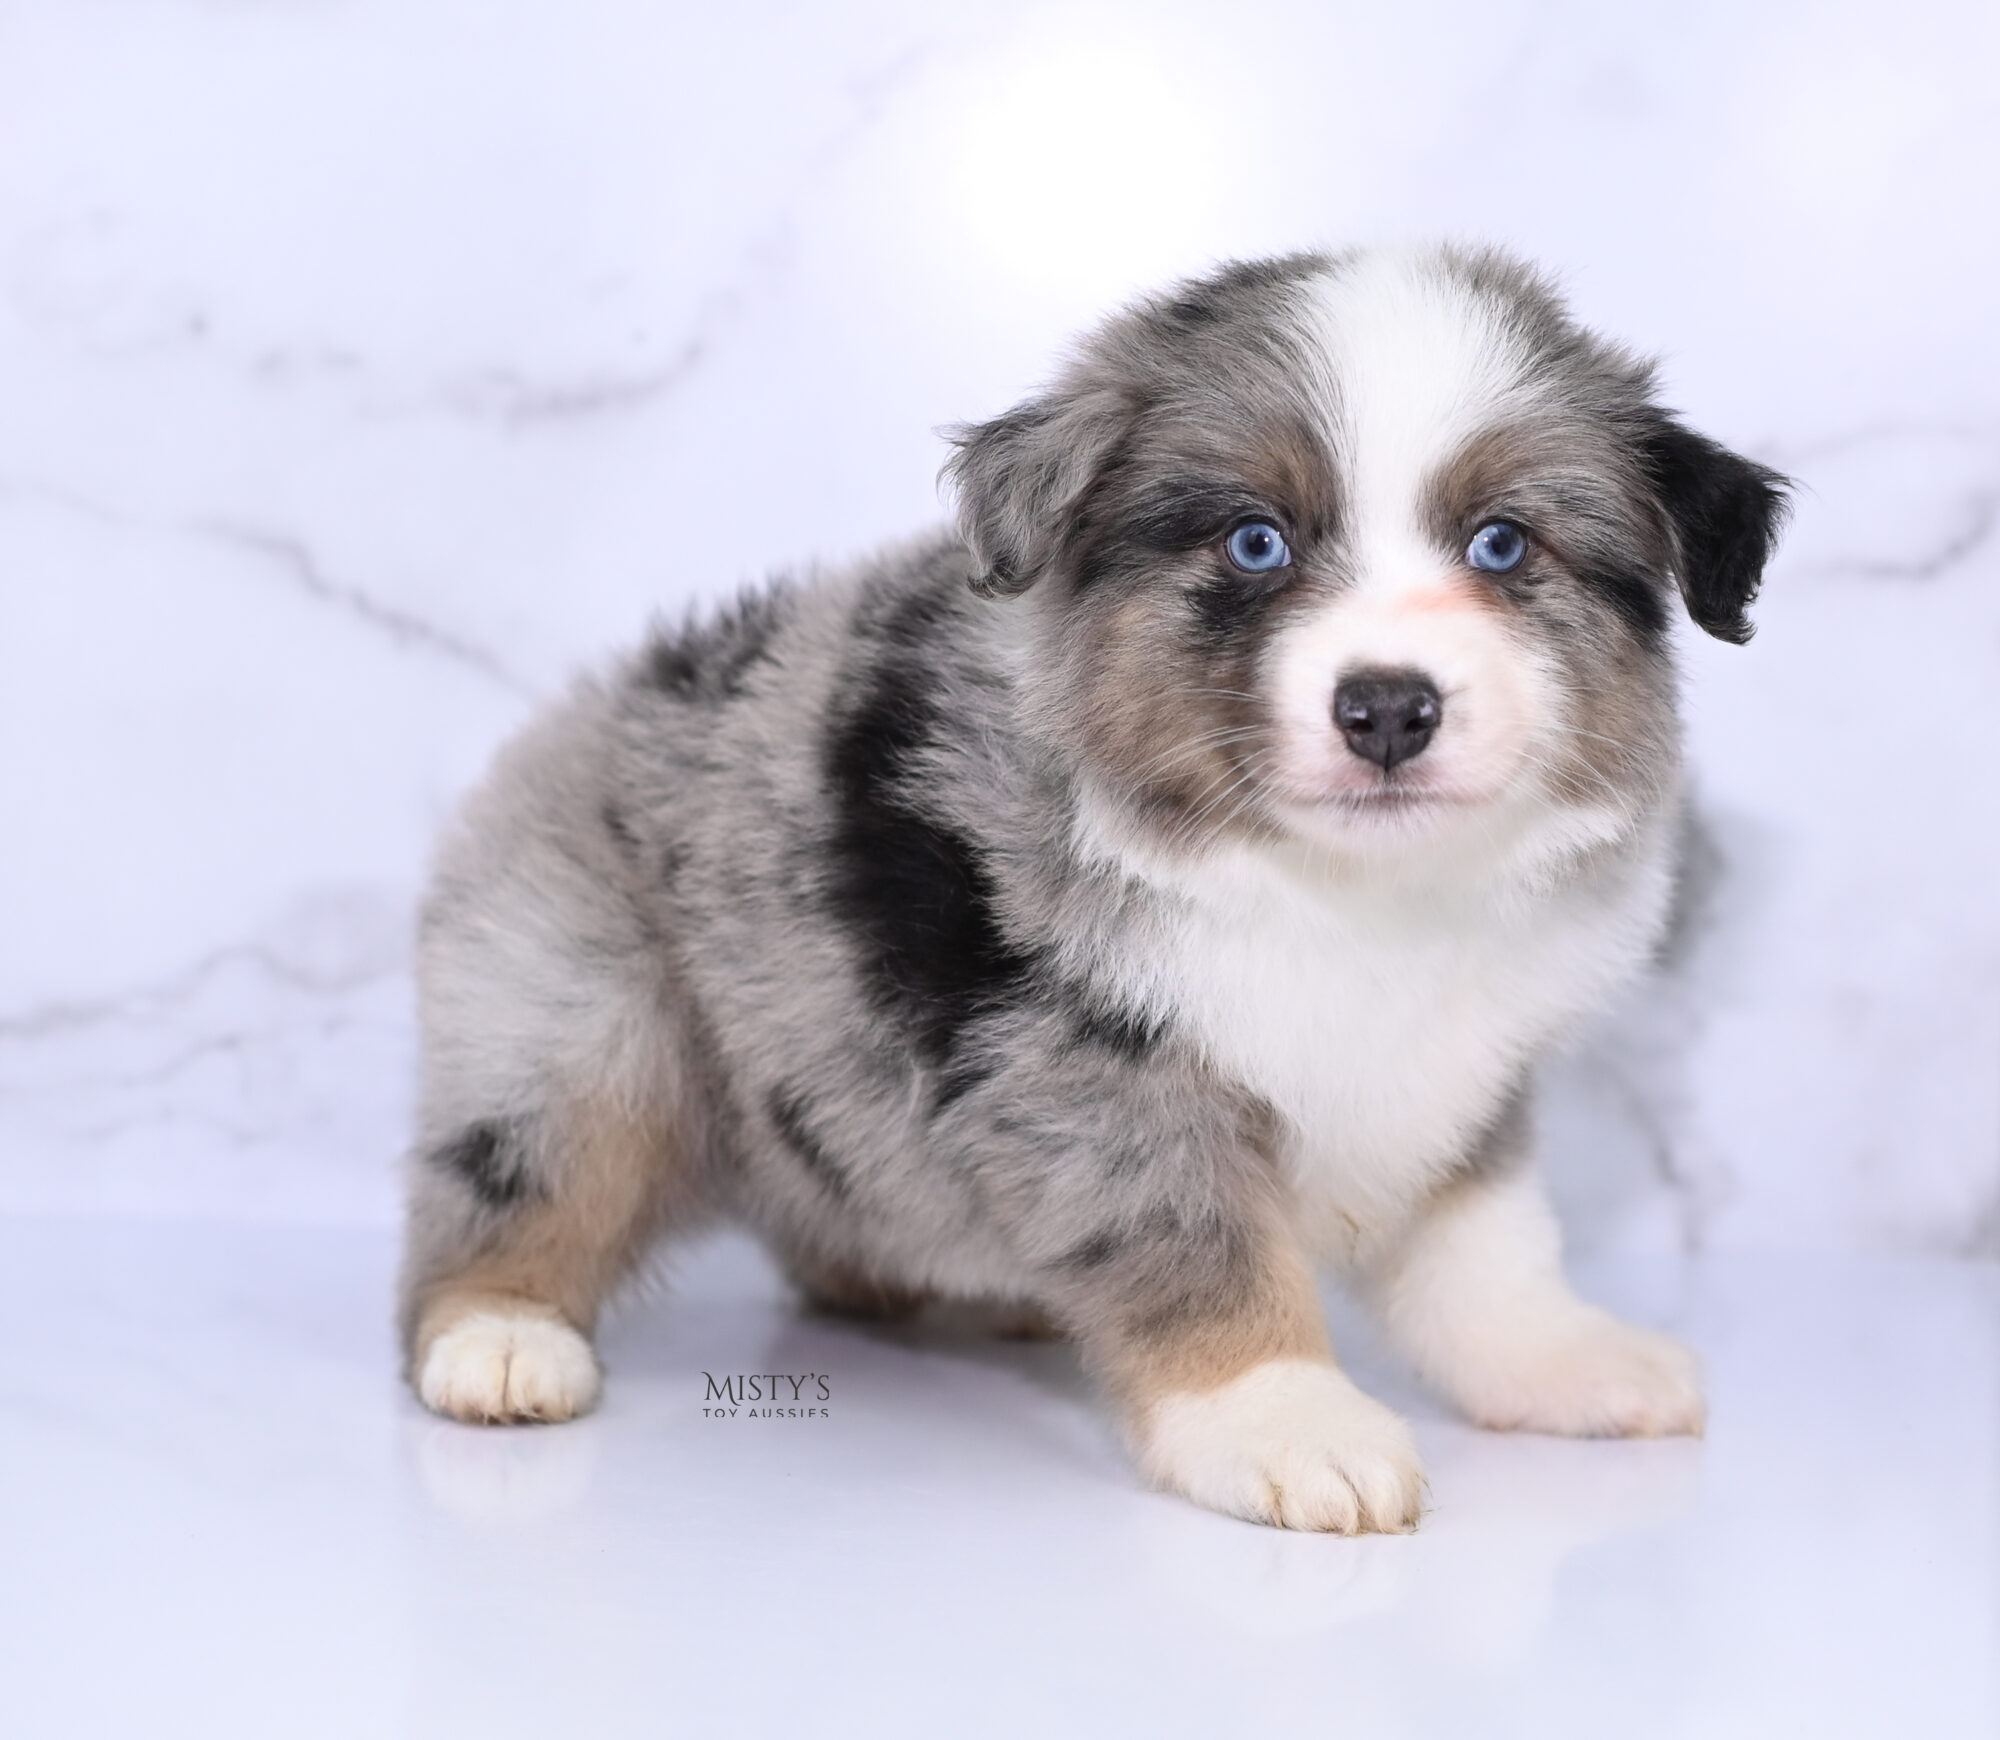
[[1, 1217, 1991, 1740]]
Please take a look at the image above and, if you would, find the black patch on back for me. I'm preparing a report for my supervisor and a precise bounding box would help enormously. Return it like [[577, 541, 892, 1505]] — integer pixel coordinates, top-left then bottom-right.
[[428, 1120, 533, 1211], [645, 586, 787, 701], [825, 592, 1034, 1075], [767, 1089, 850, 1202]]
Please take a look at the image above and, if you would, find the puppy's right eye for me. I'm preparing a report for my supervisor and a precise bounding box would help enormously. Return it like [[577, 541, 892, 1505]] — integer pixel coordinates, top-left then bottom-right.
[[1224, 521, 1291, 574]]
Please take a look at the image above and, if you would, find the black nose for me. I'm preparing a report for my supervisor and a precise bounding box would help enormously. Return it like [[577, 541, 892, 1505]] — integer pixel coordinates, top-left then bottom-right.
[[1332, 670, 1443, 771]]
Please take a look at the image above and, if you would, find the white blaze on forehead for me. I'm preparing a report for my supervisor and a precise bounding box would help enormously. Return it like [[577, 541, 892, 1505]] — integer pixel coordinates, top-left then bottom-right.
[[1255, 254, 1560, 821], [1303, 252, 1530, 582]]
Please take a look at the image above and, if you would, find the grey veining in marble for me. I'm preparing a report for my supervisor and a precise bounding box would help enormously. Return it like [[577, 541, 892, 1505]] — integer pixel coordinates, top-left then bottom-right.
[[1, 1, 1995, 1253]]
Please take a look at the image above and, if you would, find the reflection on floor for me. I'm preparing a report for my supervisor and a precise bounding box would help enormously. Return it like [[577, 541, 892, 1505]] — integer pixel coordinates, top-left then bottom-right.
[[1, 1218, 1992, 1739]]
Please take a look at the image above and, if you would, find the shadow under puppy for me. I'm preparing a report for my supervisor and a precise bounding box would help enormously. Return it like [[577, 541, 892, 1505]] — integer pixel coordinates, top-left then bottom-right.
[[400, 245, 1787, 1533]]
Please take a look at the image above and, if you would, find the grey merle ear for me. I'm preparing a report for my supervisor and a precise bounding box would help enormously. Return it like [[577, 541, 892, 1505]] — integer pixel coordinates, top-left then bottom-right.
[[942, 385, 1130, 598], [1638, 416, 1792, 644]]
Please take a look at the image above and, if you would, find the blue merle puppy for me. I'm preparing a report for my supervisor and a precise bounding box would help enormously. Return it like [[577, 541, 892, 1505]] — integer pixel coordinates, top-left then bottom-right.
[[400, 244, 1787, 1533]]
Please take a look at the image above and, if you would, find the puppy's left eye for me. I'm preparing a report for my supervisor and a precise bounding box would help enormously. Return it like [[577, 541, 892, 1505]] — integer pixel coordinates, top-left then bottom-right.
[[1466, 520, 1528, 573], [1224, 521, 1291, 574]]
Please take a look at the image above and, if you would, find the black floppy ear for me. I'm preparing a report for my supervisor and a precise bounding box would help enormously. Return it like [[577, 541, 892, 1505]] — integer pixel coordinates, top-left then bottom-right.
[[1637, 417, 1792, 644], [941, 386, 1128, 598]]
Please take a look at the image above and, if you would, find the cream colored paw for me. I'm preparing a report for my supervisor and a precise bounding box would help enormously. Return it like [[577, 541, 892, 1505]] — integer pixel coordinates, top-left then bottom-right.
[[418, 1310, 602, 1424], [1138, 1359, 1426, 1534], [1452, 1310, 1705, 1438]]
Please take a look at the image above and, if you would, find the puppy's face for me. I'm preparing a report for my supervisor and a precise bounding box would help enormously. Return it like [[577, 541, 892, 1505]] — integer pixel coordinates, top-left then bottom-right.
[[948, 249, 1788, 867]]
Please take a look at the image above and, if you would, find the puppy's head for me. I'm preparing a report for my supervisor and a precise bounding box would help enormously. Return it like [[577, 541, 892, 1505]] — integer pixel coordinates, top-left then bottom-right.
[[944, 247, 1789, 867]]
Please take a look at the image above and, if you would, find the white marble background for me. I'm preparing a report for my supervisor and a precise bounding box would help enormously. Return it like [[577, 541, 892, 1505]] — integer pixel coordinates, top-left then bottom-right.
[[1, 0, 1995, 1257]]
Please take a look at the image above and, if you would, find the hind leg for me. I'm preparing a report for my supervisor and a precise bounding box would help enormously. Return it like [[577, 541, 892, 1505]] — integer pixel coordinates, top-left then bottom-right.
[[780, 1247, 933, 1323], [402, 1093, 687, 1423], [397, 700, 708, 1423]]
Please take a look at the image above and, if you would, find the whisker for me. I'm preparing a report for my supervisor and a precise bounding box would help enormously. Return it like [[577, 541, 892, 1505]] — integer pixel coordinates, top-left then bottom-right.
[[1130, 724, 1270, 785], [1165, 748, 1277, 850]]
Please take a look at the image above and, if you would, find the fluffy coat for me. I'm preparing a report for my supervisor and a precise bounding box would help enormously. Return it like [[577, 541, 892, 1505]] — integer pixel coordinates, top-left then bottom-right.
[[399, 245, 1788, 1532]]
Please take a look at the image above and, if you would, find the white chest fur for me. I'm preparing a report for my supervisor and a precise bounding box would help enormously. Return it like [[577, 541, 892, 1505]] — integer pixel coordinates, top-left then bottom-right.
[[1095, 825, 1673, 1259]]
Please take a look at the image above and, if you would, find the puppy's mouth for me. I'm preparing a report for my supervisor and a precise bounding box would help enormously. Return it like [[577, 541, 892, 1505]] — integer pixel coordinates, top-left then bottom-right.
[[1313, 781, 1469, 823], [1327, 781, 1460, 812], [1267, 776, 1471, 840]]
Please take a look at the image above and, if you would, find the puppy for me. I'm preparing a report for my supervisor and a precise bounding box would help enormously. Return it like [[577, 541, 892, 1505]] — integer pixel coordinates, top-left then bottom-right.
[[399, 245, 1787, 1533]]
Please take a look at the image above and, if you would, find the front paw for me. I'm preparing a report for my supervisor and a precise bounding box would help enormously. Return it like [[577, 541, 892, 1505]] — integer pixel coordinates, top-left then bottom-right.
[[417, 1308, 602, 1424], [1456, 1310, 1705, 1439], [1137, 1359, 1426, 1534]]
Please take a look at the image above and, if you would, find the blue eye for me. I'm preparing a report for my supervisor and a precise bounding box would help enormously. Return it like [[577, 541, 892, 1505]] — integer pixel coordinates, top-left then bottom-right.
[[1225, 521, 1291, 574], [1467, 520, 1528, 574]]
